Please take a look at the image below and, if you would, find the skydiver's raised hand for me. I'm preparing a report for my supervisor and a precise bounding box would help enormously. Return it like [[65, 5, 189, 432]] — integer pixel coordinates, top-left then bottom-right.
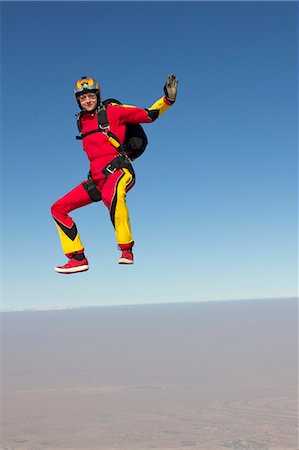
[[164, 74, 178, 103]]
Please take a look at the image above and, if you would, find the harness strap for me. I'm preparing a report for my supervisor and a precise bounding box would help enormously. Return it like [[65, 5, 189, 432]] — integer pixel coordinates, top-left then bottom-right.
[[76, 129, 99, 140], [97, 104, 109, 129], [76, 104, 122, 150], [82, 172, 102, 202], [82, 154, 134, 202], [102, 153, 135, 178]]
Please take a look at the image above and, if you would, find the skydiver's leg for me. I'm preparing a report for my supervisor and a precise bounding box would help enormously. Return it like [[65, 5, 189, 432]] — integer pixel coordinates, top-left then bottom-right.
[[101, 168, 135, 263], [51, 182, 93, 258]]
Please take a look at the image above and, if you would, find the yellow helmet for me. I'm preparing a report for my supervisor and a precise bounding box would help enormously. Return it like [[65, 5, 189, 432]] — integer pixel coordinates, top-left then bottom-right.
[[74, 76, 100, 104]]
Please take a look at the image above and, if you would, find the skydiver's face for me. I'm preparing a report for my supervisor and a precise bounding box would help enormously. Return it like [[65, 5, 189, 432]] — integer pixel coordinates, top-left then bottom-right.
[[79, 93, 98, 111]]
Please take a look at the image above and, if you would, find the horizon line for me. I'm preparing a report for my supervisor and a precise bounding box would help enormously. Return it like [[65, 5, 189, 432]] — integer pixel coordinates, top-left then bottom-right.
[[1, 296, 297, 313]]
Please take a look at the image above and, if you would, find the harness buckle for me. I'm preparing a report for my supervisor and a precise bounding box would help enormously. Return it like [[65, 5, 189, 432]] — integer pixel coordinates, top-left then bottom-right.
[[105, 163, 117, 174], [99, 123, 110, 132]]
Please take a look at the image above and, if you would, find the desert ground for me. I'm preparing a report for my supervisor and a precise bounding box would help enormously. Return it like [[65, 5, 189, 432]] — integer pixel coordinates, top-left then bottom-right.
[[1, 299, 297, 449]]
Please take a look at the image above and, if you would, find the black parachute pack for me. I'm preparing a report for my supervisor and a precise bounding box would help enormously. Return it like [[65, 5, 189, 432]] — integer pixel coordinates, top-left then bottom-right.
[[76, 99, 148, 161]]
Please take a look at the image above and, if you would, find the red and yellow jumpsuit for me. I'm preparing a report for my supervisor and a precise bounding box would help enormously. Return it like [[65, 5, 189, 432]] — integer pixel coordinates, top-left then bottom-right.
[[51, 95, 174, 258]]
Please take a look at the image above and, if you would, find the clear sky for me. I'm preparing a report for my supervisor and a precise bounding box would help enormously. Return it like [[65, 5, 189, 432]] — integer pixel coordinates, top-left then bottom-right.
[[1, 1, 298, 310]]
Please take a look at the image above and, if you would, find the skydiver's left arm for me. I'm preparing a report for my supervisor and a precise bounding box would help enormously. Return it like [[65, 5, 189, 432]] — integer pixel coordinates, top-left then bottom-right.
[[145, 95, 174, 122], [117, 74, 178, 124], [146, 73, 178, 120]]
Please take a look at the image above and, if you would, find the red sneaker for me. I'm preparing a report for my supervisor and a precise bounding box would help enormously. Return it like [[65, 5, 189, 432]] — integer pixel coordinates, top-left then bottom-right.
[[118, 249, 134, 265], [54, 257, 89, 274]]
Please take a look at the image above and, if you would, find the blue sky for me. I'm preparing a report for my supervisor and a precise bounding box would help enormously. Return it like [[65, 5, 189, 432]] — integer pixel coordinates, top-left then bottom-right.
[[1, 1, 298, 310]]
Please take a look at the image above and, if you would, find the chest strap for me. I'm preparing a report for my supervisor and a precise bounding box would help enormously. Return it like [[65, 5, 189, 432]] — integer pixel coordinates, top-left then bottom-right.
[[76, 104, 121, 150]]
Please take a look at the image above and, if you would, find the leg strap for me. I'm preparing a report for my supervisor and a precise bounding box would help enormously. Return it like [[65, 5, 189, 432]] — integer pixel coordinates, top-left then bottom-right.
[[82, 173, 102, 202], [82, 154, 134, 202], [102, 153, 135, 178]]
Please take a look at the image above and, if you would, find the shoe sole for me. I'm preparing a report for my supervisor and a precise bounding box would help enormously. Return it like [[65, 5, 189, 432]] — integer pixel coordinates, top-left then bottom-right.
[[54, 265, 89, 274], [118, 258, 134, 264]]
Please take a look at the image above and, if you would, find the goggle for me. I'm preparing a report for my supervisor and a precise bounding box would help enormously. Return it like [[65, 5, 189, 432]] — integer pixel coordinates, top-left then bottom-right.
[[78, 93, 97, 102]]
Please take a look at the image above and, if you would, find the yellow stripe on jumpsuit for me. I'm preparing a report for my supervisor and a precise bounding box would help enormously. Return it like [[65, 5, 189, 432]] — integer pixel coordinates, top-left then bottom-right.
[[101, 167, 136, 246]]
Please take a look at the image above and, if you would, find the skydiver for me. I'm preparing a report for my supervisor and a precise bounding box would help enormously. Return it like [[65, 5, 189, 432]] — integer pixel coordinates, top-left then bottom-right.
[[51, 74, 178, 273]]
